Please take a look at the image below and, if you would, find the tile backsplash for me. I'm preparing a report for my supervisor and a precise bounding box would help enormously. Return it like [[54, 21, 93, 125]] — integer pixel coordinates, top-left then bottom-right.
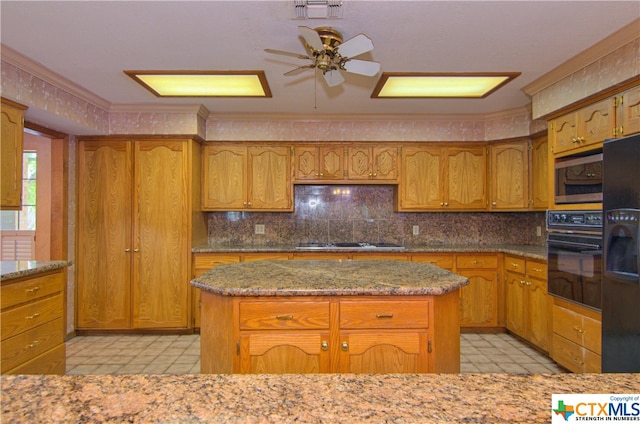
[[206, 185, 546, 247]]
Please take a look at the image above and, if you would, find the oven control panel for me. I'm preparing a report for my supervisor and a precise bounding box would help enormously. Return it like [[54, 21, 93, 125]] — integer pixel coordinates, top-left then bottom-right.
[[547, 210, 603, 231]]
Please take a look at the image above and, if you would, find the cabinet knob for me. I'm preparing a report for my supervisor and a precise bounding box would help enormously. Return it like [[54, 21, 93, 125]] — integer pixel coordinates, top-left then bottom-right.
[[492, 202, 497, 206], [520, 280, 527, 286], [321, 341, 329, 351], [134, 248, 139, 253], [341, 341, 349, 351], [125, 248, 131, 252]]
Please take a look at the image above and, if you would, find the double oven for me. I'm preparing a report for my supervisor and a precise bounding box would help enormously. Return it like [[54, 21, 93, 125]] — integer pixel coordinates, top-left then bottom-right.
[[546, 210, 602, 310]]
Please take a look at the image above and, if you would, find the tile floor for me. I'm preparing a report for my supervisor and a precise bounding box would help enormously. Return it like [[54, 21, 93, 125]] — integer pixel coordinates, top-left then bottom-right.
[[65, 332, 565, 375]]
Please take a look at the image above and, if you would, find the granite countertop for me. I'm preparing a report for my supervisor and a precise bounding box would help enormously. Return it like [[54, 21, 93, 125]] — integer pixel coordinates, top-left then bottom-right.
[[191, 259, 469, 296], [2, 373, 638, 423], [193, 244, 547, 260], [0, 260, 70, 281]]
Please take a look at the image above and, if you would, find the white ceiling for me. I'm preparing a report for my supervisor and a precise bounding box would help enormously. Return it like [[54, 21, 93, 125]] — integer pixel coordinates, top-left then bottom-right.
[[1, 1, 639, 122]]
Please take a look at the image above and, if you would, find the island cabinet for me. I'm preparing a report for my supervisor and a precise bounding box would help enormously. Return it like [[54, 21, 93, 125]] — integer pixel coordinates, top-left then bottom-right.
[[504, 255, 551, 352], [398, 144, 486, 211], [549, 98, 614, 156], [1, 268, 66, 374], [77, 137, 203, 330], [455, 254, 500, 329], [201, 292, 460, 374], [488, 140, 530, 210], [202, 144, 293, 211], [1, 98, 27, 210]]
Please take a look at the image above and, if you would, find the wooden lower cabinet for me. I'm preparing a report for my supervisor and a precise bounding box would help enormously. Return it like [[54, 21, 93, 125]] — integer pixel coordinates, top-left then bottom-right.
[[200, 292, 460, 374], [551, 298, 601, 373], [1, 268, 66, 375], [504, 256, 551, 352], [455, 254, 500, 328]]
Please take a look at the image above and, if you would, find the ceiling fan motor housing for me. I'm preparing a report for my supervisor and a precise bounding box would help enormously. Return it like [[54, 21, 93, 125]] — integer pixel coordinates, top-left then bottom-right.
[[309, 27, 343, 53]]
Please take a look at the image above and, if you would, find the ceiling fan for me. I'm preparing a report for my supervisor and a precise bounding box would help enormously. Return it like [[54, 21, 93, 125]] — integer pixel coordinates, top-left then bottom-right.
[[265, 26, 380, 87]]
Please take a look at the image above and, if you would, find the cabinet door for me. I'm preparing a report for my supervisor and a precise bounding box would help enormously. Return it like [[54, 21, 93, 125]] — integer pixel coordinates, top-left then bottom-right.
[[77, 141, 132, 329], [549, 114, 577, 155], [202, 145, 246, 210], [399, 146, 443, 210], [346, 146, 372, 179], [527, 277, 551, 352], [446, 147, 486, 210], [372, 147, 399, 181], [239, 332, 330, 373], [133, 141, 189, 328], [490, 141, 529, 210], [531, 135, 549, 209], [457, 269, 498, 327], [505, 271, 526, 338], [339, 331, 428, 373], [319, 146, 345, 180], [247, 146, 292, 210], [618, 85, 640, 136], [577, 98, 614, 147], [294, 146, 320, 181], [1, 100, 25, 209]]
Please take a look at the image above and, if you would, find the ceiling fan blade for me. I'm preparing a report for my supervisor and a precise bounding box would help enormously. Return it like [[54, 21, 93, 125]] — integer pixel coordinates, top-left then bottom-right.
[[299, 26, 324, 52], [264, 49, 311, 60], [323, 69, 344, 87], [284, 64, 315, 76], [336, 34, 374, 58], [342, 59, 380, 77]]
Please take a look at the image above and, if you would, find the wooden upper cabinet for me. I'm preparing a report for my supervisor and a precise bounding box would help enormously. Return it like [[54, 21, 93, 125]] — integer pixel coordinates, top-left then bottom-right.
[[550, 98, 614, 156], [399, 144, 485, 211], [444, 146, 486, 210], [202, 144, 293, 211], [1, 98, 27, 210], [531, 135, 549, 210], [489, 140, 530, 210], [294, 145, 345, 181], [346, 146, 399, 182], [616, 85, 640, 137]]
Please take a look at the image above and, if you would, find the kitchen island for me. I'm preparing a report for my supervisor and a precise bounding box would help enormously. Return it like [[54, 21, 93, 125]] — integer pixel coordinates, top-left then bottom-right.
[[3, 373, 638, 423], [192, 259, 469, 374]]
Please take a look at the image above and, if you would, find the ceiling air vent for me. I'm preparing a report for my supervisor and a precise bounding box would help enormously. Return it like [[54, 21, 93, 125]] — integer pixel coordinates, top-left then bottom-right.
[[293, 0, 344, 19]]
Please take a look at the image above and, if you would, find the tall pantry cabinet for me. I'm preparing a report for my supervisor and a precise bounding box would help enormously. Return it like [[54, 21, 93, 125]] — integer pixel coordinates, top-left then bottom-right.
[[76, 137, 205, 330]]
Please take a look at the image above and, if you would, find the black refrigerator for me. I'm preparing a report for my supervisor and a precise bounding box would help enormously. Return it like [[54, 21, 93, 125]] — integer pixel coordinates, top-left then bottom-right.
[[602, 133, 640, 372]]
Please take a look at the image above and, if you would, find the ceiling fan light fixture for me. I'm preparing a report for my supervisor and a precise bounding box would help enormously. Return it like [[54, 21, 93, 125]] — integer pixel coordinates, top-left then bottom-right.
[[372, 72, 521, 98], [124, 70, 272, 97]]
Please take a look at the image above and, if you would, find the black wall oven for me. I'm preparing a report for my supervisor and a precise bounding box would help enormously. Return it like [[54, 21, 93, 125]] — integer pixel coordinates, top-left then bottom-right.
[[547, 210, 603, 310]]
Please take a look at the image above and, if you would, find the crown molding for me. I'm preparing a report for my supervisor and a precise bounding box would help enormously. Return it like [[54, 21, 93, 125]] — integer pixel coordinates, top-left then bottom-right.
[[1, 44, 112, 111], [522, 18, 640, 96], [109, 103, 211, 119]]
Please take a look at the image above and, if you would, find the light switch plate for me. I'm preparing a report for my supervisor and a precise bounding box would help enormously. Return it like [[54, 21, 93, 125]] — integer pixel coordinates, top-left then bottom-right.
[[412, 225, 419, 236]]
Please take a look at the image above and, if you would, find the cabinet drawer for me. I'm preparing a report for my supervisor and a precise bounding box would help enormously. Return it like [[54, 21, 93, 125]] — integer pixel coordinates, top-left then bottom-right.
[[193, 254, 240, 270], [504, 256, 526, 274], [3, 343, 66, 375], [1, 318, 64, 373], [456, 255, 498, 269], [1, 272, 64, 309], [552, 333, 601, 373], [526, 261, 547, 280], [239, 301, 330, 330], [552, 304, 601, 354], [411, 254, 454, 270], [1, 294, 63, 341], [340, 300, 429, 329]]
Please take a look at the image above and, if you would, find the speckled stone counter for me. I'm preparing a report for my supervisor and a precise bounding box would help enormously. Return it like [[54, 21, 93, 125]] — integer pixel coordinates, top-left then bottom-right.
[[0, 260, 70, 281], [2, 373, 638, 423], [192, 259, 469, 296], [192, 243, 547, 260]]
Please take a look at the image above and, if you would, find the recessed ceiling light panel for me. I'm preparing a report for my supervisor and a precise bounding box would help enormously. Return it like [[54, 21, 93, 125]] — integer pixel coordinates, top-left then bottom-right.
[[124, 70, 272, 97], [372, 72, 520, 98]]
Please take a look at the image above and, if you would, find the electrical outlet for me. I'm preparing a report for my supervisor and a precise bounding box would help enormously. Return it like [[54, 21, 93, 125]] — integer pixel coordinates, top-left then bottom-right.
[[255, 224, 265, 235], [412, 225, 419, 236], [536, 226, 542, 237]]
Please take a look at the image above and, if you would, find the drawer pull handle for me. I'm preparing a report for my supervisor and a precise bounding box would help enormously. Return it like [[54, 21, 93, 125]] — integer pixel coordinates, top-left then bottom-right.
[[520, 280, 527, 286], [574, 357, 584, 365], [25, 313, 41, 320], [573, 326, 584, 334], [28, 340, 41, 349], [321, 341, 328, 351], [276, 314, 293, 320], [26, 286, 40, 294], [376, 313, 394, 319], [532, 268, 542, 273]]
